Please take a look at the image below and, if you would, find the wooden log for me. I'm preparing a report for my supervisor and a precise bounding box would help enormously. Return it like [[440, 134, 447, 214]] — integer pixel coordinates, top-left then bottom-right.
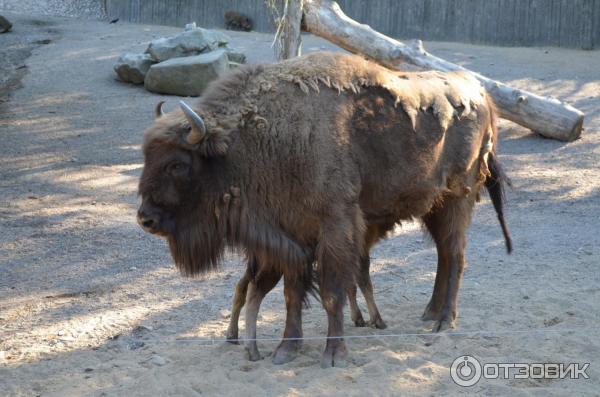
[[302, 0, 584, 141], [274, 0, 304, 60]]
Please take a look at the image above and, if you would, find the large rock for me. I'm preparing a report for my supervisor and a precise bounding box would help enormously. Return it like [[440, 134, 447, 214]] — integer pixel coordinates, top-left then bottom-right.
[[225, 47, 246, 64], [144, 50, 229, 96], [0, 15, 12, 33], [145, 29, 230, 62], [114, 53, 156, 84]]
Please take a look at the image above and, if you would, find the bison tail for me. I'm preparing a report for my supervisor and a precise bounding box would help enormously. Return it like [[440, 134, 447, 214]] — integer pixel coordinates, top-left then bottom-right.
[[485, 152, 513, 254]]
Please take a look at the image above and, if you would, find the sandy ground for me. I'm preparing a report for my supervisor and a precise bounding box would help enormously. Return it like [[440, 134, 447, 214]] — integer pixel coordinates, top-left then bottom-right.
[[0, 12, 599, 397]]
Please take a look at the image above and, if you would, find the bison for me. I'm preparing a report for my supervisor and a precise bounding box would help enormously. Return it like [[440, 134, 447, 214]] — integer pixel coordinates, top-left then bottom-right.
[[137, 52, 511, 367], [224, 10, 252, 32]]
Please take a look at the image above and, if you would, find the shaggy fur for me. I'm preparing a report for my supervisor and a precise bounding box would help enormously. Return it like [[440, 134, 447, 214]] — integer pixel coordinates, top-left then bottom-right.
[[224, 11, 252, 32], [138, 52, 511, 366]]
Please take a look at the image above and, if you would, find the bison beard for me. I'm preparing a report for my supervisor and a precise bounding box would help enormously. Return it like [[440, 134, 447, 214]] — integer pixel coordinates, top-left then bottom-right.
[[167, 205, 226, 276], [167, 197, 315, 280]]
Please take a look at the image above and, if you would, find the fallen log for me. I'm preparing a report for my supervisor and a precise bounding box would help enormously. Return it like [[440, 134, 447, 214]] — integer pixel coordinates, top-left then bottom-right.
[[302, 0, 584, 142]]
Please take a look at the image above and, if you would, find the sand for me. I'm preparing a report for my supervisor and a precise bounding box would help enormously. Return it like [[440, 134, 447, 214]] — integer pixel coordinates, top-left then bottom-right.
[[0, 12, 599, 397]]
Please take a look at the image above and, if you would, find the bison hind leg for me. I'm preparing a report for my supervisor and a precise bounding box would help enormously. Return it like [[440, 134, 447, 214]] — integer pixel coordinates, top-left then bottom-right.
[[421, 194, 476, 332]]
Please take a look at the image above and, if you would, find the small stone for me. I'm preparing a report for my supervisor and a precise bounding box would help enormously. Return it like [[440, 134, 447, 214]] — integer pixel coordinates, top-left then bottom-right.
[[224, 47, 246, 64], [0, 15, 12, 33], [114, 53, 156, 84], [84, 368, 94, 372], [543, 317, 562, 327], [57, 329, 67, 336], [129, 341, 145, 350], [150, 355, 167, 366], [185, 22, 197, 31]]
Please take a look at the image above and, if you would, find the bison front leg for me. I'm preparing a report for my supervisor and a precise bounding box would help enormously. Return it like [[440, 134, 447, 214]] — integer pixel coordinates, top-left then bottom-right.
[[422, 196, 475, 331], [272, 276, 306, 365], [244, 269, 281, 361], [226, 271, 251, 343]]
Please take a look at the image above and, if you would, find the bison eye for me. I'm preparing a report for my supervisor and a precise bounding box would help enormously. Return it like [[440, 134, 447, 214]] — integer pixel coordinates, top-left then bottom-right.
[[167, 162, 190, 177]]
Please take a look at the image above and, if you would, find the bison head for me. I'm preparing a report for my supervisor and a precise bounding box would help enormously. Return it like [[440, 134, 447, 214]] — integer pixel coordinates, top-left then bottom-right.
[[240, 17, 252, 32], [137, 101, 233, 275]]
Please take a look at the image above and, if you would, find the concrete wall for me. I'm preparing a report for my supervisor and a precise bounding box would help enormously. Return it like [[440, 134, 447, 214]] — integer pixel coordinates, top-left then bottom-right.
[[3, 0, 599, 49], [0, 0, 106, 19]]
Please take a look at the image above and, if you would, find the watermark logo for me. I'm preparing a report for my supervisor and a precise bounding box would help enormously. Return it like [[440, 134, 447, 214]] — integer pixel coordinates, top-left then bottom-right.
[[450, 355, 483, 387], [450, 355, 590, 387]]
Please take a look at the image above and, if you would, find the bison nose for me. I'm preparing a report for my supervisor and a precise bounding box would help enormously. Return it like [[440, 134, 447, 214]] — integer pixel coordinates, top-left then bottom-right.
[[137, 209, 160, 233]]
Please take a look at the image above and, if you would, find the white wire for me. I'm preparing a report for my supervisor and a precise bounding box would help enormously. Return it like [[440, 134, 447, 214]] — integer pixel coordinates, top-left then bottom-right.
[[160, 326, 593, 346]]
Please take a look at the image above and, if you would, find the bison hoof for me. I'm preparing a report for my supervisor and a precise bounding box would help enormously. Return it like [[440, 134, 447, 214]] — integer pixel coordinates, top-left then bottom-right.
[[245, 343, 262, 361], [272, 340, 301, 365], [433, 317, 456, 333], [320, 340, 348, 368], [421, 309, 440, 322], [353, 317, 367, 327], [226, 330, 239, 345], [421, 302, 441, 321], [369, 316, 387, 330]]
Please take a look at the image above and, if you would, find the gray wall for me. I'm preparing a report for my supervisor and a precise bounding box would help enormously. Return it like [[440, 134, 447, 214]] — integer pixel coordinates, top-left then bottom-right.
[[0, 0, 106, 18], [105, 0, 600, 49]]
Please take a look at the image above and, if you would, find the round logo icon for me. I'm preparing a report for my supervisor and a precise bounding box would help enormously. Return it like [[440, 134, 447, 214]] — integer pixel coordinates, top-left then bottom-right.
[[450, 355, 482, 387]]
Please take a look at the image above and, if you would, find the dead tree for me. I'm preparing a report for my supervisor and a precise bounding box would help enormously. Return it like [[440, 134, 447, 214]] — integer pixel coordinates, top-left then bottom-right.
[[298, 0, 584, 141], [274, 0, 304, 60]]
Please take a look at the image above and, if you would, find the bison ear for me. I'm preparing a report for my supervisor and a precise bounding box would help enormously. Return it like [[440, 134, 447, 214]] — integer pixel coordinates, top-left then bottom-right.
[[155, 101, 166, 119], [180, 101, 207, 145]]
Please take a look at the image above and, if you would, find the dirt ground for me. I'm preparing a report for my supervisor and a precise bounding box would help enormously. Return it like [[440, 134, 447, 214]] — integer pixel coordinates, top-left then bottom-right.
[[1, 12, 599, 397]]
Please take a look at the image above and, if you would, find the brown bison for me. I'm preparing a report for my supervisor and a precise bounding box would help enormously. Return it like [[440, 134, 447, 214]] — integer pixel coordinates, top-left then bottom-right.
[[137, 52, 511, 367], [224, 10, 252, 32]]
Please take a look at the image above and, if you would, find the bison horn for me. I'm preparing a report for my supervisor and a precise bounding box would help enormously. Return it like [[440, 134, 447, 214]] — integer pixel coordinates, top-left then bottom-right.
[[180, 100, 207, 145], [155, 101, 166, 118]]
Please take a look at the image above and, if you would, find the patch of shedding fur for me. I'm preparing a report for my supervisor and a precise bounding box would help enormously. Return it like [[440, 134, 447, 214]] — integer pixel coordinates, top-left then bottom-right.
[[144, 51, 487, 157], [265, 52, 486, 133]]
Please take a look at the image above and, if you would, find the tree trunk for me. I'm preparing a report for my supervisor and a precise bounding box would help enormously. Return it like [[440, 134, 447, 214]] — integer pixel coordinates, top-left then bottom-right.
[[275, 0, 304, 60], [302, 0, 584, 142]]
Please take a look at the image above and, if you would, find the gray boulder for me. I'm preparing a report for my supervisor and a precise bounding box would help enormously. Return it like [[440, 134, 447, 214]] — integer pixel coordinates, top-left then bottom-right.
[[0, 15, 12, 33], [114, 53, 156, 84], [144, 50, 229, 96], [145, 29, 230, 62], [225, 48, 246, 64]]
